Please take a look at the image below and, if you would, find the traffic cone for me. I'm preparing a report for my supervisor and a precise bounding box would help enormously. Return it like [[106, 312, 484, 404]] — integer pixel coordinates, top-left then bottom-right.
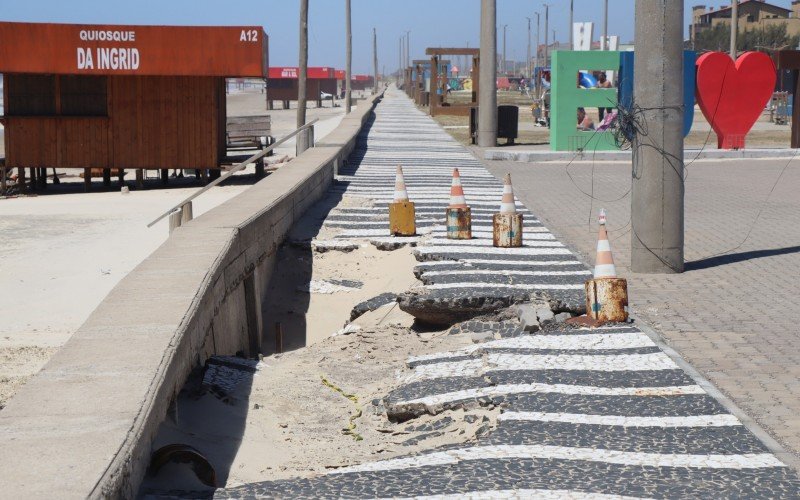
[[493, 173, 523, 247], [499, 173, 516, 214], [585, 209, 628, 324], [389, 165, 416, 236], [593, 209, 616, 278], [393, 164, 409, 202], [446, 168, 471, 239]]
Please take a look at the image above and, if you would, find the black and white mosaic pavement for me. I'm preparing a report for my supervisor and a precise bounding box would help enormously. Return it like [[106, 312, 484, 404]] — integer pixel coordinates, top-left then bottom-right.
[[195, 322, 800, 499], [146, 89, 800, 498], [316, 87, 589, 321]]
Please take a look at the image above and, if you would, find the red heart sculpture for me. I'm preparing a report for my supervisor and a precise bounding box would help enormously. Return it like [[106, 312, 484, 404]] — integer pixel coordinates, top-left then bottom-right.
[[695, 51, 776, 149]]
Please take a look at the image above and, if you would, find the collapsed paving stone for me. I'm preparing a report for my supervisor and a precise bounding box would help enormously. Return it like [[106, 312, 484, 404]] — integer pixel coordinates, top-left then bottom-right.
[[350, 292, 398, 321], [202, 356, 260, 404], [398, 288, 532, 326], [555, 312, 574, 323], [369, 239, 418, 251], [290, 239, 360, 253], [536, 306, 555, 325], [514, 304, 541, 332], [449, 320, 526, 339]]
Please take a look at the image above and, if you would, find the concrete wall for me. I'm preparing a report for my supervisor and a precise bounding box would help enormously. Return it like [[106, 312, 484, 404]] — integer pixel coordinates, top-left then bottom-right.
[[0, 88, 384, 499]]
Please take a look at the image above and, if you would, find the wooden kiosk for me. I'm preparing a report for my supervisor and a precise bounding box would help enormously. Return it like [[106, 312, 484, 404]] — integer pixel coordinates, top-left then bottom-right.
[[0, 21, 268, 191], [266, 67, 337, 109], [425, 48, 479, 117]]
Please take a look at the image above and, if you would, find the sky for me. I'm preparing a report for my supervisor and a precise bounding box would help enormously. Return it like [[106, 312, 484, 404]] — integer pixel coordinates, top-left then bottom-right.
[[0, 0, 796, 74]]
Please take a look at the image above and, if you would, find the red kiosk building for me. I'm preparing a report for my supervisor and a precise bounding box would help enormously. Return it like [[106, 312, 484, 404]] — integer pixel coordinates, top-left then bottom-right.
[[266, 66, 337, 109], [0, 21, 268, 190]]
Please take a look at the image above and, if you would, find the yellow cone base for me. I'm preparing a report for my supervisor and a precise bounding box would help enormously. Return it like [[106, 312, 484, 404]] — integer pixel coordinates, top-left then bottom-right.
[[389, 201, 416, 236], [492, 213, 523, 247], [446, 207, 472, 239], [585, 278, 629, 323]]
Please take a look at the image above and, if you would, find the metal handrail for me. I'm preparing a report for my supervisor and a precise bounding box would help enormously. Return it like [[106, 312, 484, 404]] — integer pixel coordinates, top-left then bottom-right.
[[147, 118, 318, 228]]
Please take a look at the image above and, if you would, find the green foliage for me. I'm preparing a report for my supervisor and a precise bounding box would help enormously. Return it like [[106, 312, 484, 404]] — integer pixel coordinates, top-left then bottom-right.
[[692, 22, 800, 53]]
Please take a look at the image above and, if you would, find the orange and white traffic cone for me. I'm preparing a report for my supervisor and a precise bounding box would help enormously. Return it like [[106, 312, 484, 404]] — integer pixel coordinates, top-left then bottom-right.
[[593, 209, 616, 278], [493, 173, 523, 247], [585, 209, 628, 323], [446, 168, 471, 239], [389, 165, 416, 236]]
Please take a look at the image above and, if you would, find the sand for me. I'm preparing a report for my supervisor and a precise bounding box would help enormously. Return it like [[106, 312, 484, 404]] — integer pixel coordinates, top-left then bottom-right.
[[143, 312, 497, 491], [0, 91, 347, 409]]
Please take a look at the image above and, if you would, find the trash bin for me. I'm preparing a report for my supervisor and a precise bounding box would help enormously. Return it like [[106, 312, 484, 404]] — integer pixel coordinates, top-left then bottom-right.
[[470, 106, 518, 145], [497, 105, 518, 145]]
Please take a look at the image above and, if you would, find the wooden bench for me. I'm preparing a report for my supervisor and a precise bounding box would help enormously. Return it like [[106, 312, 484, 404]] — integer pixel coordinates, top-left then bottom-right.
[[226, 115, 274, 177]]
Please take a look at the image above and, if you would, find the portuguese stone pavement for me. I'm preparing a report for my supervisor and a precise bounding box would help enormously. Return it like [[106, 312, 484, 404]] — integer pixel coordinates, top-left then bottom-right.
[[150, 88, 800, 498]]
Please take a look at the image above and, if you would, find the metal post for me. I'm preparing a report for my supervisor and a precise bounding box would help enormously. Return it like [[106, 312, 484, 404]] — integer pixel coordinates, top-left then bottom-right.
[[730, 0, 738, 59], [602, 0, 609, 50], [297, 0, 308, 130], [373, 27, 378, 93], [543, 4, 549, 68], [569, 0, 574, 50], [478, 0, 497, 147], [631, 0, 685, 273], [345, 0, 352, 113]]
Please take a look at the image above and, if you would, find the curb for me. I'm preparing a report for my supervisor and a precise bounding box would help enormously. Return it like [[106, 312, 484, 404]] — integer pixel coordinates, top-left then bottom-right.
[[484, 148, 800, 162]]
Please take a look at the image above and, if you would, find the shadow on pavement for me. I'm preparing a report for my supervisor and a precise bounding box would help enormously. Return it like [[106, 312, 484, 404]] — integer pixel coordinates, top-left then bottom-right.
[[685, 245, 800, 271]]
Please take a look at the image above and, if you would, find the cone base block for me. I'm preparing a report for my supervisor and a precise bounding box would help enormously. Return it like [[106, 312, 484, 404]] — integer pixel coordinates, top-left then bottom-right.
[[585, 278, 629, 323], [492, 212, 523, 247], [389, 202, 416, 236], [446, 207, 472, 239]]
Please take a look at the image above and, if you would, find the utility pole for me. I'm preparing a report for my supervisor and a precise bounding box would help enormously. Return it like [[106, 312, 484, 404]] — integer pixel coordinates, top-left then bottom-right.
[[543, 4, 549, 68], [602, 0, 609, 50], [730, 0, 738, 58], [631, 0, 685, 273], [373, 27, 378, 93], [526, 17, 532, 79], [297, 0, 308, 129], [405, 31, 411, 69], [478, 0, 497, 147], [398, 37, 401, 84], [569, 0, 574, 50], [297, 0, 309, 154], [345, 0, 352, 113], [535, 12, 540, 96], [502, 24, 508, 75]]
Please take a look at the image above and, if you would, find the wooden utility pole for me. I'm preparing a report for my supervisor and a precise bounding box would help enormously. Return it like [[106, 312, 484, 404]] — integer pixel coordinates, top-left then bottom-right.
[[730, 0, 739, 59], [345, 0, 352, 113], [373, 27, 378, 93], [602, 0, 609, 49]]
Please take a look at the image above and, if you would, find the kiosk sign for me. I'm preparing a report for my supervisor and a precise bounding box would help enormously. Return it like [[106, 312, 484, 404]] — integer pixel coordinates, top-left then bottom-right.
[[0, 21, 267, 77]]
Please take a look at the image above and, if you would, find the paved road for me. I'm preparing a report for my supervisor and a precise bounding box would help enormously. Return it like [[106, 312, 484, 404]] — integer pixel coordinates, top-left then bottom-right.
[[479, 153, 800, 464], [149, 88, 800, 498]]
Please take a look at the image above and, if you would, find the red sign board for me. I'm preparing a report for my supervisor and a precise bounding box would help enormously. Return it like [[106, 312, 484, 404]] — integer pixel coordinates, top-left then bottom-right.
[[269, 66, 335, 79], [0, 21, 267, 77], [334, 69, 346, 80]]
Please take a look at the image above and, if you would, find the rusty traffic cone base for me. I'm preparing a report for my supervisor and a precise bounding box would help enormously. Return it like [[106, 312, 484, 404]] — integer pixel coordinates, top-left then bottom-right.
[[492, 212, 523, 247], [389, 201, 416, 236], [445, 207, 472, 239], [584, 277, 629, 324]]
